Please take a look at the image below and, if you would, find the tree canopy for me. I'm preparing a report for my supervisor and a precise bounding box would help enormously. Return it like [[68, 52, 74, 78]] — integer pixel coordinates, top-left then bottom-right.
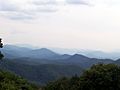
[[44, 63, 120, 90], [0, 69, 38, 90], [0, 38, 3, 48], [0, 38, 4, 60]]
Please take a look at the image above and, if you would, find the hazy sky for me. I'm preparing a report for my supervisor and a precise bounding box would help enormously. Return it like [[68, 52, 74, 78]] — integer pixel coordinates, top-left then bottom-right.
[[0, 0, 120, 51]]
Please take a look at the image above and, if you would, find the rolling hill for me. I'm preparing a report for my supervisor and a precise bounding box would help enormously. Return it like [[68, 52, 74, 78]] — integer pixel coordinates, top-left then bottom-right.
[[0, 45, 117, 85], [0, 59, 83, 85], [0, 69, 38, 90]]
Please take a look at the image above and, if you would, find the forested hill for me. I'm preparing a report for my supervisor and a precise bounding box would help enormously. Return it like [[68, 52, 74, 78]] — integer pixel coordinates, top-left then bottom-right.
[[0, 45, 118, 85], [44, 64, 120, 90], [1, 45, 120, 86], [0, 69, 38, 90], [0, 59, 83, 85]]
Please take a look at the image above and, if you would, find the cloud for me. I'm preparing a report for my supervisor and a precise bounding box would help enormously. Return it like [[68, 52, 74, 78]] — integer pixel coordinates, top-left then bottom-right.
[[87, 0, 120, 7], [65, 0, 120, 7], [65, 0, 90, 5], [0, 0, 58, 20], [1, 0, 120, 20], [32, 0, 57, 5], [0, 12, 34, 20], [0, 1, 19, 11]]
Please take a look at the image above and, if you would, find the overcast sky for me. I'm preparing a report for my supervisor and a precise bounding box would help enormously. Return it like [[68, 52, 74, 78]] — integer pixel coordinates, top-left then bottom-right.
[[0, 0, 120, 51]]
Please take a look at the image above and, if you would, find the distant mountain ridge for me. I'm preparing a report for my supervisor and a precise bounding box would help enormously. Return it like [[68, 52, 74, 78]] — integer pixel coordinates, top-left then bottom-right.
[[0, 44, 119, 85], [3, 44, 120, 60], [28, 48, 59, 59], [1, 45, 115, 66], [2, 45, 71, 60], [79, 51, 120, 60], [2, 45, 57, 59]]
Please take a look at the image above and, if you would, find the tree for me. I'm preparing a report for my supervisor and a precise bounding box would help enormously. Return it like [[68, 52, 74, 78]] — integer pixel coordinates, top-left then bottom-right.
[[79, 64, 120, 90], [0, 38, 4, 60], [44, 77, 70, 90], [0, 39, 3, 48], [44, 64, 120, 90], [0, 69, 38, 90]]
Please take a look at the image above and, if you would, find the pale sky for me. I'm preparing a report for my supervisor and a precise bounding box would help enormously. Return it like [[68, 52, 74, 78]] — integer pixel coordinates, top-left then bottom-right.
[[0, 0, 120, 51]]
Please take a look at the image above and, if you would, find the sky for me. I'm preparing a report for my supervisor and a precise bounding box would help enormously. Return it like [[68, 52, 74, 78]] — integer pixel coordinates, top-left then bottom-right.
[[0, 0, 120, 52]]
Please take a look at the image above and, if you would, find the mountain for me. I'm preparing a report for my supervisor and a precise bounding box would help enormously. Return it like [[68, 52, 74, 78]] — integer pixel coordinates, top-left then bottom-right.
[[1, 45, 31, 58], [0, 59, 83, 85], [2, 45, 58, 59], [58, 54, 114, 68], [50, 54, 71, 60], [67, 54, 90, 62], [50, 48, 120, 60], [79, 51, 120, 60], [3, 44, 120, 60], [2, 45, 72, 61], [0, 44, 116, 85], [2, 45, 114, 66], [114, 59, 120, 65], [28, 48, 60, 59]]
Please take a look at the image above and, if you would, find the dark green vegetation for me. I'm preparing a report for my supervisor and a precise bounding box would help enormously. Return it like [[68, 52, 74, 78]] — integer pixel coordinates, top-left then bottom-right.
[[44, 64, 120, 90], [0, 41, 38, 90], [0, 52, 4, 60], [1, 45, 120, 86], [0, 59, 83, 85], [0, 38, 4, 60], [0, 69, 38, 90], [1, 45, 119, 85], [0, 38, 3, 48]]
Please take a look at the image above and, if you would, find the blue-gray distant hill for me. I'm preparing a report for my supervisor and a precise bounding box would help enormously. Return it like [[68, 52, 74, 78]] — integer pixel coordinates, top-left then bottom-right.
[[2, 45, 71, 60], [2, 45, 114, 66], [1, 44, 118, 85], [78, 50, 120, 60]]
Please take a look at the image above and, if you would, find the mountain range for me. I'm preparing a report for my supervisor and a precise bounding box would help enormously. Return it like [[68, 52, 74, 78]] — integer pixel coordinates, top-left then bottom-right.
[[1, 45, 70, 60], [1, 45, 120, 85]]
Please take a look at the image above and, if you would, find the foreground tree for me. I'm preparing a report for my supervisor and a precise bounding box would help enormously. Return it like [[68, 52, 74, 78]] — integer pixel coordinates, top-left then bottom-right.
[[44, 64, 120, 90], [44, 77, 69, 90], [79, 63, 120, 90], [0, 69, 38, 90], [0, 38, 3, 60], [0, 38, 3, 48]]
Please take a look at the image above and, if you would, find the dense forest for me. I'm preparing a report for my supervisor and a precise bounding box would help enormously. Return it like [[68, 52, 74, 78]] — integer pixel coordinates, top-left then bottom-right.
[[44, 64, 120, 90], [0, 69, 38, 90], [0, 62, 120, 90], [1, 39, 120, 90], [0, 39, 38, 90]]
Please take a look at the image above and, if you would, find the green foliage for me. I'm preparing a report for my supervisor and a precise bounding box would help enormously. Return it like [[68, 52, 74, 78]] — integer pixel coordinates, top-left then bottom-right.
[[0, 38, 4, 60], [80, 63, 120, 90], [44, 77, 69, 90], [44, 64, 120, 90], [44, 75, 80, 90], [0, 52, 4, 60], [0, 69, 38, 90], [0, 38, 3, 48], [0, 59, 83, 85]]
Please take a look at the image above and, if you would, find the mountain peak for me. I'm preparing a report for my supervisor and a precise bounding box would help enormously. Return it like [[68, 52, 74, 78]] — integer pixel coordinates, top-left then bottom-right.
[[33, 48, 56, 54], [72, 54, 89, 59], [40, 48, 51, 51], [67, 54, 90, 62]]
